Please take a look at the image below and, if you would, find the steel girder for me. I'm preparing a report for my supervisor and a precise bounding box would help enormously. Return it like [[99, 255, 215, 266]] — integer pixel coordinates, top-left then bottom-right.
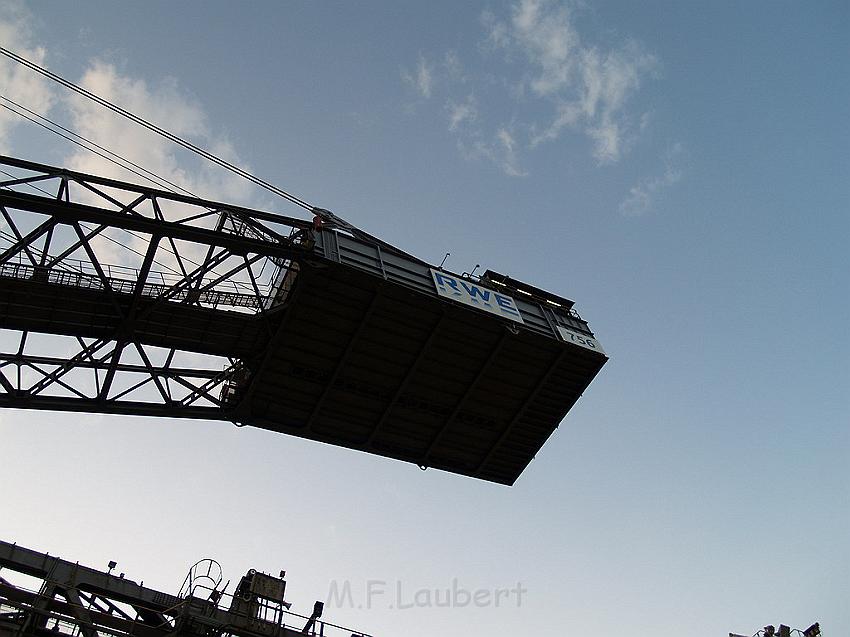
[[0, 155, 312, 418]]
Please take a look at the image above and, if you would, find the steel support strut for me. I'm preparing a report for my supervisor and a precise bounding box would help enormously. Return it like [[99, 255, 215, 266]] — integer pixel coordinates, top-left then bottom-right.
[[0, 155, 310, 418]]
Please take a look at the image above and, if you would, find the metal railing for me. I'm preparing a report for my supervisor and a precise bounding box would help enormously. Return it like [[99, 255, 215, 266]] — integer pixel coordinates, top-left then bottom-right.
[[0, 576, 373, 637], [0, 261, 271, 310]]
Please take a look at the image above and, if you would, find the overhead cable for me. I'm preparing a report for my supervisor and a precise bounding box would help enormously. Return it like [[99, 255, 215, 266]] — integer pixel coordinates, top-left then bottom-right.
[[0, 45, 314, 211], [0, 98, 194, 196]]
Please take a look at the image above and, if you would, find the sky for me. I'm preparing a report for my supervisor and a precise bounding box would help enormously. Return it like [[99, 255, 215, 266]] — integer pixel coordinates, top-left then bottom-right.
[[0, 1, 847, 636]]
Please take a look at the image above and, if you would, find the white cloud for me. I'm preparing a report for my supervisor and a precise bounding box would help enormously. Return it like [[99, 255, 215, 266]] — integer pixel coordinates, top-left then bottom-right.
[[63, 60, 253, 205], [447, 94, 478, 131], [459, 126, 527, 178], [0, 4, 257, 208], [444, 50, 465, 82], [585, 44, 656, 163], [402, 54, 434, 99], [405, 0, 659, 176], [502, 0, 580, 97], [619, 143, 684, 216], [0, 6, 267, 273], [492, 0, 658, 164], [57, 60, 261, 270], [402, 50, 533, 176], [0, 1, 55, 153], [495, 127, 526, 177]]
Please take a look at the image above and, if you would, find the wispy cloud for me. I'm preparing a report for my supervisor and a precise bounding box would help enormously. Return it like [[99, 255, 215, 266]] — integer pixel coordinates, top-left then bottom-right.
[[490, 0, 657, 164], [64, 60, 253, 205], [61, 61, 259, 269], [0, 1, 55, 153], [494, 127, 526, 177], [401, 53, 434, 99], [459, 125, 527, 178], [484, 0, 580, 97], [619, 143, 685, 216], [0, 5, 263, 270], [403, 0, 659, 176], [447, 94, 478, 131], [0, 2, 256, 207], [443, 50, 465, 83]]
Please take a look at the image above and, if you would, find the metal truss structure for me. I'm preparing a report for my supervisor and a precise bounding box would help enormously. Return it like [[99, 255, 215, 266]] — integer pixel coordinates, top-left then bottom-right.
[[0, 540, 370, 637], [0, 155, 310, 419], [0, 154, 607, 485]]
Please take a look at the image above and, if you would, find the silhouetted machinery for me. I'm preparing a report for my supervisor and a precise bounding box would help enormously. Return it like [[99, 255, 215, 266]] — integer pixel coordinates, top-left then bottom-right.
[[0, 540, 366, 637], [0, 156, 607, 484]]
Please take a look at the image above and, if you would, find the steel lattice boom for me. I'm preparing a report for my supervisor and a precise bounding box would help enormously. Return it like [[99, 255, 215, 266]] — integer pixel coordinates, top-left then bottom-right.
[[0, 155, 312, 421], [0, 155, 607, 485]]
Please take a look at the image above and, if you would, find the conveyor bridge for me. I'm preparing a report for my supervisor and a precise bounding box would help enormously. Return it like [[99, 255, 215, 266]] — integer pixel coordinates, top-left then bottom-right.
[[0, 156, 607, 485]]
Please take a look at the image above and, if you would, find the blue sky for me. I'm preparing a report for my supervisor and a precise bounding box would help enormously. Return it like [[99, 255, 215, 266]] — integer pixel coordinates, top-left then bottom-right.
[[0, 2, 847, 636]]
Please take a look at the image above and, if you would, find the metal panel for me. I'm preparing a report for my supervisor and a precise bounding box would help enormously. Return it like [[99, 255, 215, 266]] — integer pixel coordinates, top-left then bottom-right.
[[430, 269, 524, 323], [556, 325, 606, 354]]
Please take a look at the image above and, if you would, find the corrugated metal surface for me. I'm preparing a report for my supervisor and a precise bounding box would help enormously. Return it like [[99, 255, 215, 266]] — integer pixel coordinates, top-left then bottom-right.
[[313, 229, 595, 339], [240, 248, 607, 485]]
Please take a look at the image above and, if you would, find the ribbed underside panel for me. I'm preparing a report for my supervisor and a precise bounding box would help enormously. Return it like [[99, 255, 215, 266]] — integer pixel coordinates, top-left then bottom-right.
[[244, 263, 606, 485]]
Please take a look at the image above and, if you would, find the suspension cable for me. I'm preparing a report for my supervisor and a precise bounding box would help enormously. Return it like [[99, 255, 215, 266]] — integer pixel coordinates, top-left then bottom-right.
[[0, 45, 315, 211], [0, 94, 197, 197]]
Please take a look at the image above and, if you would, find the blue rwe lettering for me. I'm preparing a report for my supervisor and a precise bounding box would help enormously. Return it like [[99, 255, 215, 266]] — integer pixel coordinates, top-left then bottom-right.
[[434, 272, 462, 295], [494, 293, 520, 316], [460, 282, 491, 304]]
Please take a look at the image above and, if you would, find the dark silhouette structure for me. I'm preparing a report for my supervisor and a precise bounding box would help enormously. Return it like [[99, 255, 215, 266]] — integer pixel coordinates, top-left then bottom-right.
[[0, 155, 606, 484], [0, 540, 368, 637]]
